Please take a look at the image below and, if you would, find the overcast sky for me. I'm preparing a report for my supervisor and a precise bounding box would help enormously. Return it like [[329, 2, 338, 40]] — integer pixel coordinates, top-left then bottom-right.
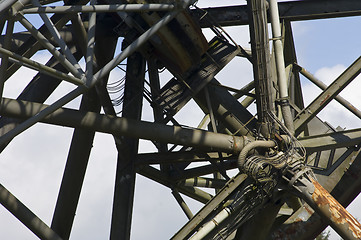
[[0, 1, 361, 239]]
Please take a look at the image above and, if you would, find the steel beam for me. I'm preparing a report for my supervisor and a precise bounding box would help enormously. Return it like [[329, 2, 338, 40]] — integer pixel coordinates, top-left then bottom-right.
[[0, 97, 246, 153], [195, 78, 257, 137], [298, 128, 361, 153], [51, 90, 100, 240], [0, 45, 83, 154], [147, 58, 169, 172], [283, 21, 304, 113], [172, 189, 194, 220], [294, 55, 361, 136], [22, 3, 176, 14], [171, 160, 237, 181], [0, 19, 14, 100], [17, 15, 84, 79], [193, 0, 361, 28], [0, 46, 83, 85], [110, 50, 145, 240], [296, 64, 361, 120]]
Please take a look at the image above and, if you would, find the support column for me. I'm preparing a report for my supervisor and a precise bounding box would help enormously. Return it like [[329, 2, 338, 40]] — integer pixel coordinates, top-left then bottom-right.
[[51, 18, 118, 239], [247, 0, 274, 137], [110, 50, 146, 240]]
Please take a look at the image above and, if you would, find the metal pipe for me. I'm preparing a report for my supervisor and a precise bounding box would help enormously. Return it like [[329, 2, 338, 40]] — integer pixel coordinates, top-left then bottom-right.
[[0, 98, 246, 153], [189, 207, 232, 240], [237, 140, 276, 170], [296, 64, 361, 120], [297, 178, 361, 239], [179, 177, 227, 189], [0, 183, 63, 240], [269, 0, 295, 135], [0, 0, 17, 15], [22, 3, 176, 14]]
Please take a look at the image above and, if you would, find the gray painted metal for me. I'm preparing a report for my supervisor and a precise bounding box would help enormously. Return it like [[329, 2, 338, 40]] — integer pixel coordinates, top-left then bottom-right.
[[296, 64, 361, 120], [22, 3, 176, 14], [0, 97, 247, 153], [269, 0, 294, 134], [110, 51, 145, 240]]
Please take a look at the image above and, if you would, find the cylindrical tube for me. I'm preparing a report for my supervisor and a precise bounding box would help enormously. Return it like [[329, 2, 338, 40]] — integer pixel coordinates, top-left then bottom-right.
[[238, 140, 276, 170], [0, 98, 246, 153], [189, 207, 232, 240], [300, 178, 361, 240], [269, 0, 295, 135]]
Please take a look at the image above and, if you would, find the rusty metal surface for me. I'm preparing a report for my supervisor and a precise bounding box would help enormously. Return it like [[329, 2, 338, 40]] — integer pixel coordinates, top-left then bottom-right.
[[272, 149, 361, 239], [311, 178, 361, 239]]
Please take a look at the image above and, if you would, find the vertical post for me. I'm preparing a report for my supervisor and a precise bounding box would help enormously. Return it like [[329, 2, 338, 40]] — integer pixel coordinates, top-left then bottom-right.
[[110, 49, 146, 240], [51, 12, 118, 239], [269, 0, 295, 135], [0, 19, 14, 101], [247, 0, 274, 137], [148, 58, 169, 171]]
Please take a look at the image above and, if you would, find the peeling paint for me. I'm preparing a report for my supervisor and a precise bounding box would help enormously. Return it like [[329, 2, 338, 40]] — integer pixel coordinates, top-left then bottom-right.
[[311, 179, 361, 239]]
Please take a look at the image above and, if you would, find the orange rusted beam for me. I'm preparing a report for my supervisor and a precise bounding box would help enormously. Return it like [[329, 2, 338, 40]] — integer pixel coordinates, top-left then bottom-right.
[[306, 178, 361, 240]]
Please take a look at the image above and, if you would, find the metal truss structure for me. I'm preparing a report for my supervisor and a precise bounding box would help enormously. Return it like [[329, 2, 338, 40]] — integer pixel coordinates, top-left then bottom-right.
[[1, 0, 361, 239]]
